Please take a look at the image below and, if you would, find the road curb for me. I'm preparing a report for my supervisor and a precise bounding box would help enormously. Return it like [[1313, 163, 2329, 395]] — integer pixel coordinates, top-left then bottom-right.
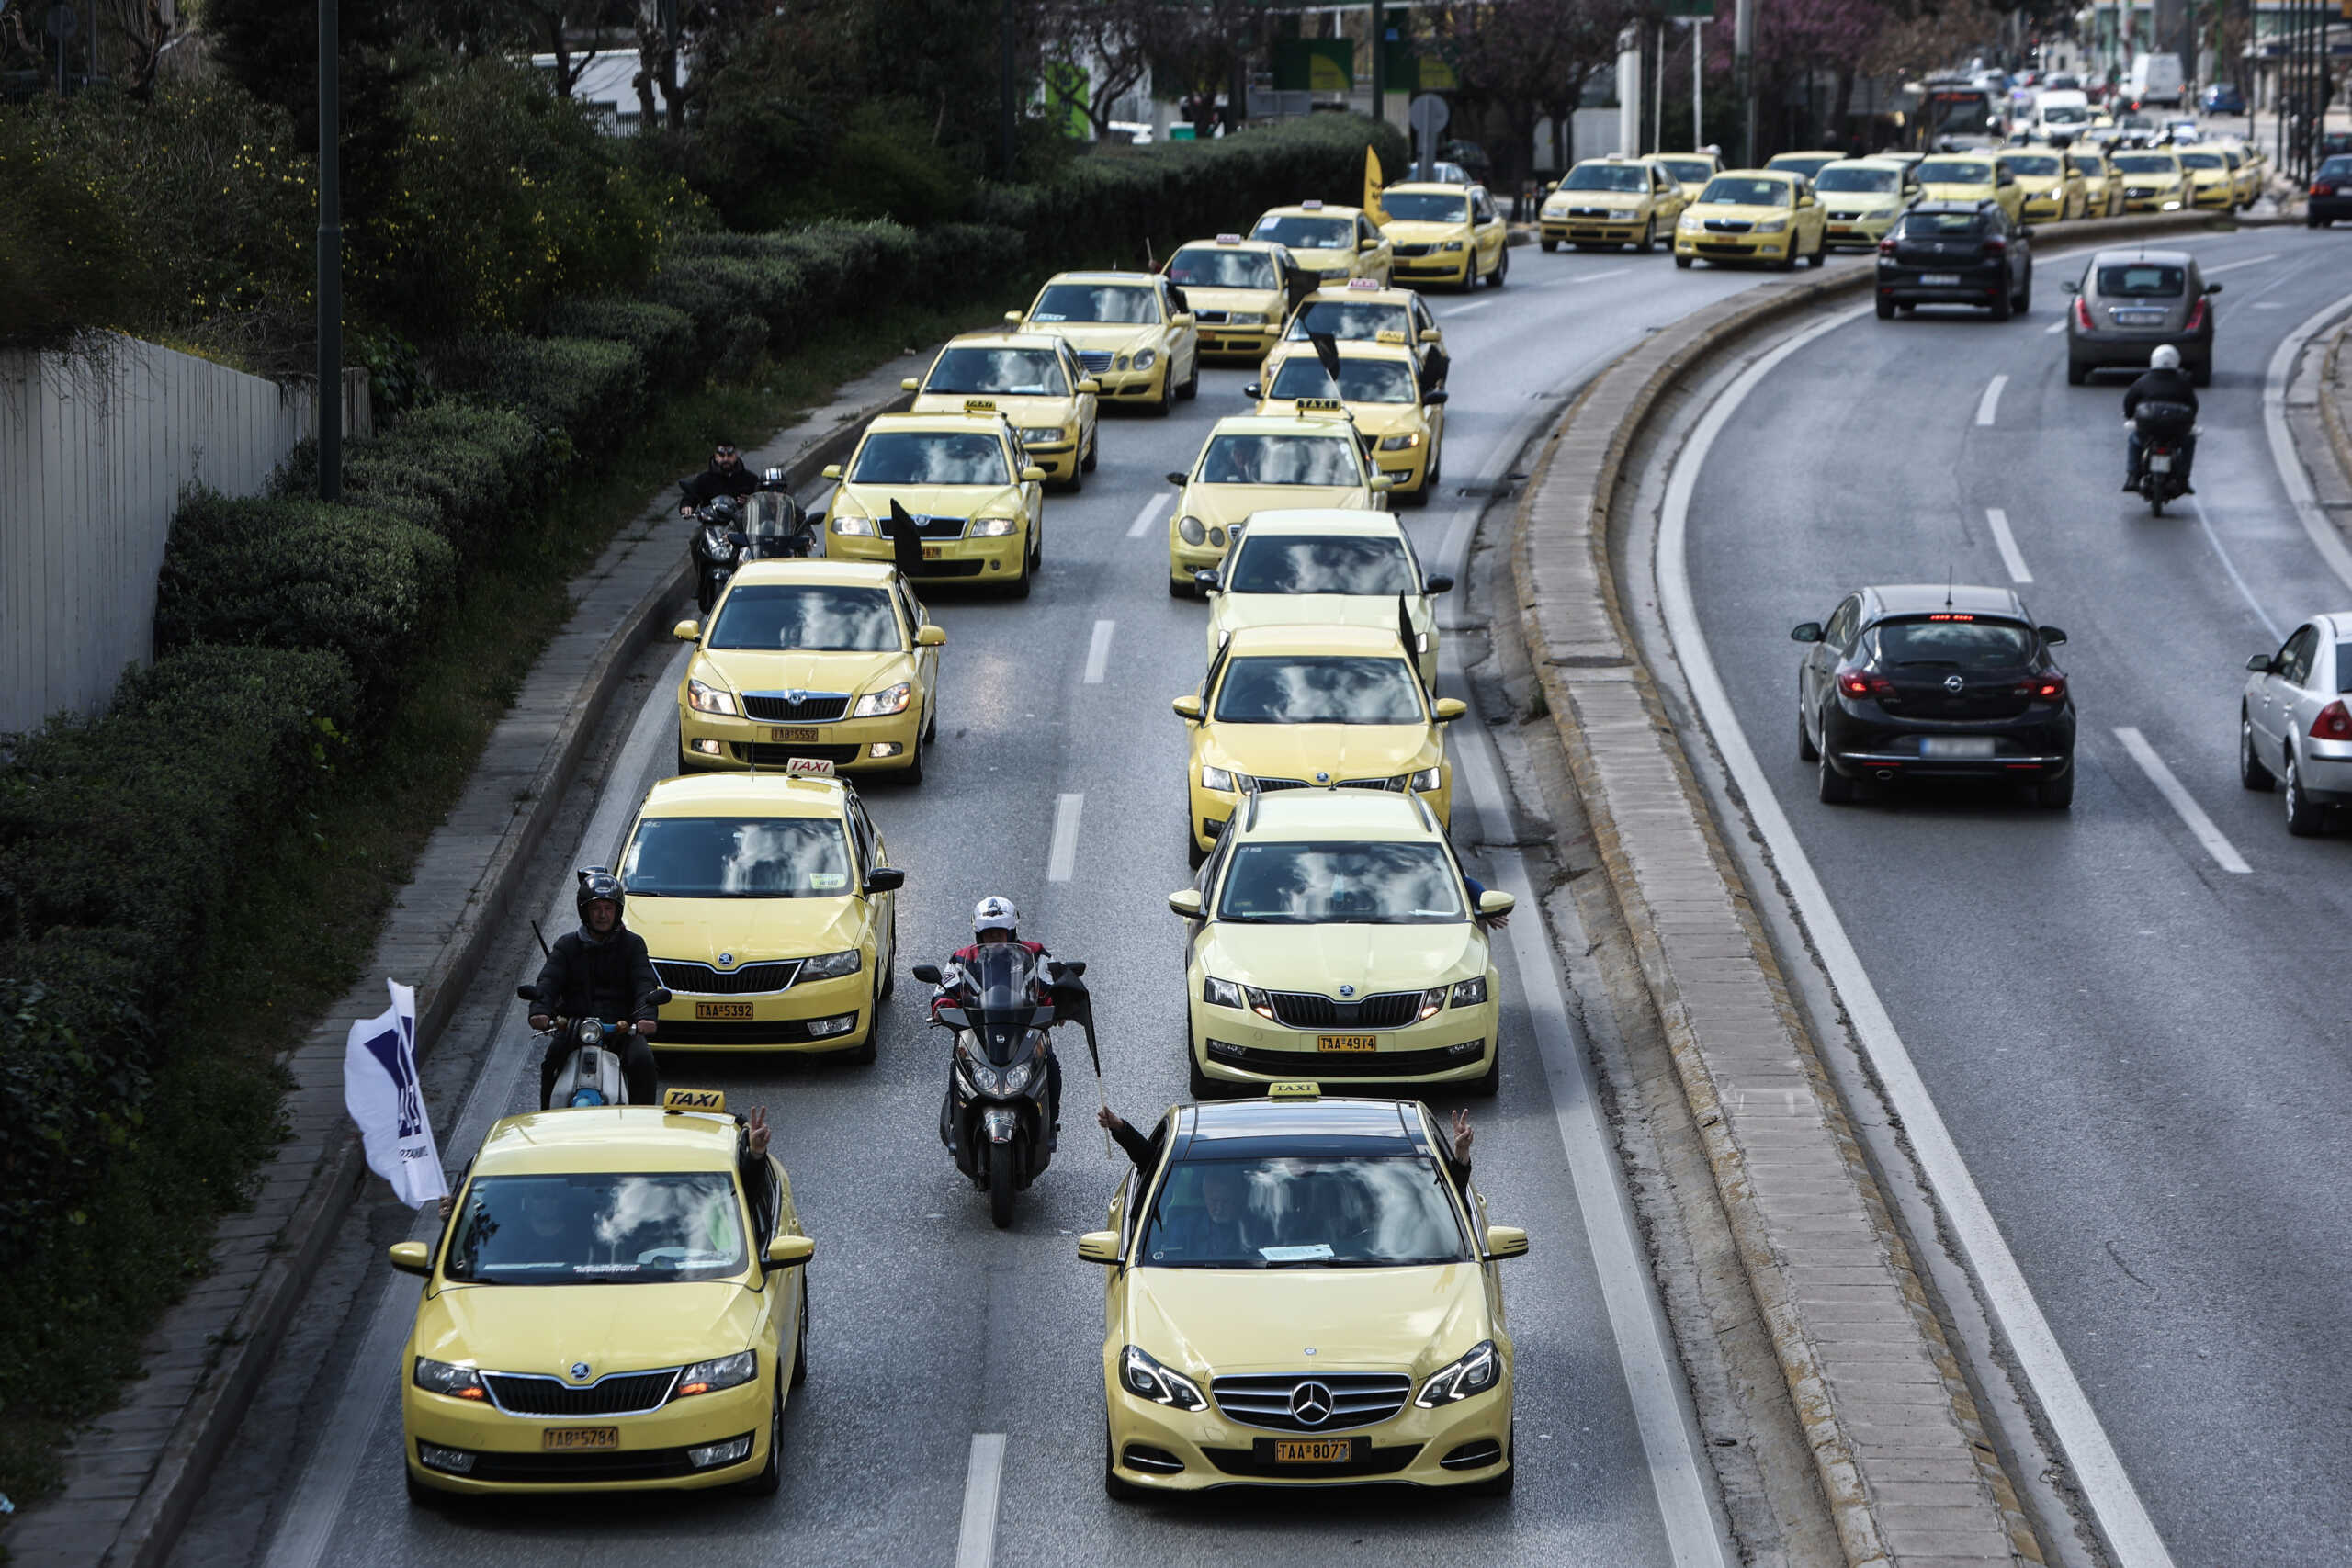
[[1, 380, 915, 1568], [2318, 318, 2352, 491]]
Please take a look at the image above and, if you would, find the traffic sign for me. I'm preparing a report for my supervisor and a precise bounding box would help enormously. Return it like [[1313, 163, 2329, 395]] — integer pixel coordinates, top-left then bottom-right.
[[1409, 92, 1450, 180]]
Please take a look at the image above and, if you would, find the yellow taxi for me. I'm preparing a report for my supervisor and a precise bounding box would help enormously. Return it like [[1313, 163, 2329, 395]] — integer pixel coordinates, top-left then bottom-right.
[[1169, 788, 1509, 1094], [1812, 157, 1920, 249], [2172, 147, 2236, 210], [1250, 202, 1393, 287], [1199, 508, 1450, 689], [1764, 149, 1849, 183], [1250, 337, 1443, 503], [2109, 150, 2188, 212], [618, 772, 902, 1059], [2006, 147, 2086, 220], [673, 558, 945, 781], [1282, 280, 1449, 390], [394, 1094, 813, 1500], [1082, 1084, 1524, 1497], [1375, 182, 1509, 289], [2219, 140, 2265, 208], [903, 332, 1098, 488], [1646, 152, 1721, 194], [2071, 149, 2123, 218], [820, 410, 1045, 596], [1173, 625, 1460, 863], [1673, 169, 1828, 269], [1538, 155, 1688, 253], [1913, 153, 2025, 223], [1012, 271, 1200, 413], [1163, 235, 1314, 361], [1165, 411, 1389, 595]]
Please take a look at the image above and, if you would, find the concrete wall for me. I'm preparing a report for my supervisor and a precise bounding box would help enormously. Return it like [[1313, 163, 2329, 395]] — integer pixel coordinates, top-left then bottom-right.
[[0, 337, 371, 736]]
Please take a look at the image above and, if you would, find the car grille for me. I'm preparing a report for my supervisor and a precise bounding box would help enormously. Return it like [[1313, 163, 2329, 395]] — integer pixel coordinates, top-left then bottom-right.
[[902, 558, 987, 578], [2124, 184, 2155, 197], [458, 1435, 752, 1484], [1262, 989, 1426, 1030], [1211, 1371, 1414, 1432], [1827, 209, 1861, 221], [884, 515, 967, 540], [655, 959, 803, 995], [741, 693, 849, 723], [1201, 1442, 1421, 1478], [483, 1369, 679, 1416], [1566, 206, 1619, 219], [1077, 351, 1114, 373], [1193, 310, 1229, 324], [1391, 243, 1432, 256], [1703, 218, 1753, 232], [655, 1014, 861, 1045], [732, 741, 865, 765], [1239, 774, 1401, 794], [1211, 1041, 1480, 1077]]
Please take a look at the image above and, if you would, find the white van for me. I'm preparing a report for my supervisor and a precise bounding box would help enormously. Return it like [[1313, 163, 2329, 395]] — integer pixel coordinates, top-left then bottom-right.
[[2129, 53, 2186, 110], [2034, 89, 2092, 138]]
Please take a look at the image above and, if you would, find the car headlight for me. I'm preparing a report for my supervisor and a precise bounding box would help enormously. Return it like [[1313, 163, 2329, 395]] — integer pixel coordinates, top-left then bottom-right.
[[686, 676, 738, 716], [1177, 514, 1206, 545], [1226, 311, 1268, 325], [1120, 1345, 1207, 1410], [1378, 433, 1422, 450], [1415, 1339, 1500, 1408], [1679, 211, 1702, 231], [833, 513, 877, 536], [1542, 201, 1567, 218], [1754, 219, 1788, 233], [1440, 240, 1465, 252], [1202, 975, 1246, 1009], [1451, 976, 1488, 1007], [1018, 427, 1064, 444], [800, 948, 862, 980], [1416, 986, 1449, 1022], [1408, 765, 1442, 791], [1133, 349, 1159, 371], [675, 1349, 757, 1398], [413, 1358, 485, 1400], [1201, 765, 1238, 793], [852, 682, 911, 717]]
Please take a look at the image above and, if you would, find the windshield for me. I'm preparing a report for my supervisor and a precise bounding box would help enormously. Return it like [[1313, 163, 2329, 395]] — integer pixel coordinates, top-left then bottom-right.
[[742, 493, 798, 536], [942, 942, 1040, 1016], [621, 817, 852, 898], [1197, 434, 1361, 486], [923, 347, 1067, 396], [1166, 247, 1277, 289], [708, 583, 900, 651], [1253, 214, 1354, 250], [2110, 154, 2177, 174], [1136, 1156, 1470, 1269], [2096, 264, 2185, 297], [1815, 166, 1899, 193], [1917, 160, 1993, 183], [1216, 840, 1464, 923], [2075, 155, 2107, 175], [1030, 282, 1158, 324], [445, 1173, 746, 1284], [1696, 176, 1791, 207], [1380, 190, 1471, 221], [2176, 151, 2223, 170], [1213, 655, 1422, 724], [1868, 617, 2034, 670], [1768, 154, 1839, 177], [1267, 355, 1417, 404], [2006, 154, 2061, 175], [849, 431, 1011, 486], [1564, 164, 1648, 192], [1288, 299, 1412, 342], [2041, 105, 2089, 123], [1227, 534, 1413, 595], [1655, 158, 1713, 184]]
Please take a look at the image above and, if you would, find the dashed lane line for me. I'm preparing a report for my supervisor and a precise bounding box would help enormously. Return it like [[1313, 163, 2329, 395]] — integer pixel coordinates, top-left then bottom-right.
[[1045, 793, 1083, 881], [1125, 493, 1171, 539], [1975, 372, 2008, 426], [1984, 506, 2032, 582], [2113, 726, 2254, 874], [1082, 619, 1114, 684], [956, 1433, 1007, 1568]]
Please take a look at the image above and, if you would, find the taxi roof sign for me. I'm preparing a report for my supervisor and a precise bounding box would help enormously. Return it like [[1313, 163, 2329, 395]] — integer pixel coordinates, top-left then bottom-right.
[[963, 398, 998, 412], [1346, 277, 1381, 289], [1216, 232, 1242, 243], [1374, 330, 1408, 344], [783, 756, 835, 777], [1294, 397, 1346, 412], [1300, 199, 1325, 209], [1266, 1081, 1323, 1100], [662, 1087, 727, 1113]]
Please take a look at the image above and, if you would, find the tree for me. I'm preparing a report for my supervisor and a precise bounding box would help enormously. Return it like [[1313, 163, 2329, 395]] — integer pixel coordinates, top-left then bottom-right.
[[1036, 0, 1161, 138], [1432, 0, 1638, 188]]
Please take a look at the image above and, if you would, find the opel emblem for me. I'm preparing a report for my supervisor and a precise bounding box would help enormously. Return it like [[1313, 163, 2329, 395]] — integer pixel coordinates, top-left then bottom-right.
[[718, 952, 735, 968], [1944, 674, 1965, 694], [1289, 1381, 1335, 1427], [570, 1362, 592, 1382], [1338, 984, 1356, 998]]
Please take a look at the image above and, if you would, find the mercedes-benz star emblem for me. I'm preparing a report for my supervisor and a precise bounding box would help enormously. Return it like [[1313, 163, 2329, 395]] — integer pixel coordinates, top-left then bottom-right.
[[1944, 674, 1966, 694], [570, 1362, 592, 1382], [1338, 984, 1355, 998], [1289, 1381, 1334, 1427]]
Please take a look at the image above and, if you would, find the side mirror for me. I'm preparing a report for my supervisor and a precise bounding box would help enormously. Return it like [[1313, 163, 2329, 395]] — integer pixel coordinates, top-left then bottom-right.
[[915, 624, 947, 648], [1425, 573, 1453, 594], [2038, 626, 2067, 646], [1003, 310, 1023, 326], [2247, 653, 2275, 672], [1078, 378, 1102, 394], [1359, 236, 1381, 250], [1168, 889, 1204, 919], [864, 867, 906, 894], [1243, 383, 1263, 399], [1477, 890, 1516, 919], [1483, 1224, 1530, 1260], [388, 1241, 432, 1278], [1166, 471, 1190, 487], [900, 378, 921, 391], [1424, 389, 1449, 406], [1021, 465, 1047, 483], [1433, 697, 1468, 723], [911, 963, 944, 985], [1790, 621, 1823, 643], [1171, 312, 1196, 328], [2061, 278, 2079, 293], [763, 1235, 815, 1271], [1420, 329, 1442, 344], [673, 619, 702, 643], [1077, 1230, 1122, 1265], [1171, 694, 1204, 721], [2205, 281, 2222, 295], [1193, 569, 1221, 592], [1369, 475, 1396, 493], [821, 464, 842, 480], [649, 987, 673, 1007]]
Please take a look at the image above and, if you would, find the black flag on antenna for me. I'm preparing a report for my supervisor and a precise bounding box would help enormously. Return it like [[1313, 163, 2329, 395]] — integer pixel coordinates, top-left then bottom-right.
[[1308, 329, 1343, 389], [1397, 592, 1417, 671], [887, 499, 927, 577]]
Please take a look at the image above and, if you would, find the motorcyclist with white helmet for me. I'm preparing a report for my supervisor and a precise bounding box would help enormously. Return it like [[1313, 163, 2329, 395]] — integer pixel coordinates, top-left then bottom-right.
[[2122, 343, 2199, 494], [932, 896, 1063, 1139]]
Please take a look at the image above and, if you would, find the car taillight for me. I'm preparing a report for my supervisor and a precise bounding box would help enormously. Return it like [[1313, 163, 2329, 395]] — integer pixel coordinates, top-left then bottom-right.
[[1983, 235, 2007, 254], [2018, 673, 2067, 702], [2314, 183, 2336, 197], [2184, 299, 2209, 332], [1878, 235, 1896, 256], [2312, 700, 2352, 740], [2075, 297, 2094, 331], [1837, 669, 1895, 700]]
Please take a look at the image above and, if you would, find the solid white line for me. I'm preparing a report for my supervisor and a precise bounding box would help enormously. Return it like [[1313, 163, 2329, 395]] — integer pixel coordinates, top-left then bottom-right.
[[1566, 265, 1634, 285], [1445, 298, 1495, 317], [1045, 793, 1083, 881], [1984, 507, 2032, 583], [2187, 498, 2283, 643], [956, 1433, 1006, 1568], [2112, 727, 2254, 874], [1974, 372, 2008, 426], [1082, 618, 1114, 684], [1125, 492, 1171, 539], [1657, 301, 2182, 1568], [2260, 291, 2352, 594], [2201, 251, 2279, 274], [2044, 317, 2069, 335]]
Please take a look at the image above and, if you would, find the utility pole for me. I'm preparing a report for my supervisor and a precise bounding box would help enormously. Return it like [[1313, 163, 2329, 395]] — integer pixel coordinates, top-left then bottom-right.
[[1735, 0, 1754, 164], [317, 0, 341, 502], [1370, 0, 1385, 130], [1688, 17, 1706, 152]]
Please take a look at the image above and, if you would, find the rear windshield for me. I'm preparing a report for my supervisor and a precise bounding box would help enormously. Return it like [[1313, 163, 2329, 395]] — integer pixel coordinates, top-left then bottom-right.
[[2006, 154, 2062, 175], [1898, 211, 1987, 237], [1767, 154, 1839, 177], [1268, 355, 1417, 404], [2340, 646, 2352, 694], [1917, 159, 1994, 183], [2041, 105, 2090, 123], [1867, 616, 2035, 671], [2110, 153, 2177, 174], [1654, 158, 1714, 184], [1815, 166, 1899, 193], [1213, 655, 1422, 724], [2321, 157, 2352, 179], [1226, 534, 1414, 595], [709, 584, 900, 651], [2096, 265, 2185, 298], [1380, 191, 1471, 221], [1565, 164, 1648, 192], [1696, 176, 1791, 207], [622, 817, 853, 898], [1167, 247, 1277, 290]]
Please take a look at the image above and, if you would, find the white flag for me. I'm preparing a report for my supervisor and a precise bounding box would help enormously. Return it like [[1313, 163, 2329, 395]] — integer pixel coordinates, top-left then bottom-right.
[[343, 978, 447, 1210]]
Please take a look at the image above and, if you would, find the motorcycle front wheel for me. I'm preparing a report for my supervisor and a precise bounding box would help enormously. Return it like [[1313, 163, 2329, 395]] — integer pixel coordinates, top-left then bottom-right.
[[989, 1141, 1016, 1228]]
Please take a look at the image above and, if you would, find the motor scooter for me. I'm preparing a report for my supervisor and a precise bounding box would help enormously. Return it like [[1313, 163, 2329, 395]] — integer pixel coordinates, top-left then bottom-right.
[[2129, 406, 2196, 516], [914, 948, 1094, 1228], [516, 983, 672, 1108]]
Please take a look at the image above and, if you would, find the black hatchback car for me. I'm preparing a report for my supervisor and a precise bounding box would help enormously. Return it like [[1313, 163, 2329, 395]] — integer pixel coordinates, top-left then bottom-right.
[[1792, 584, 2076, 807], [1874, 200, 2032, 320]]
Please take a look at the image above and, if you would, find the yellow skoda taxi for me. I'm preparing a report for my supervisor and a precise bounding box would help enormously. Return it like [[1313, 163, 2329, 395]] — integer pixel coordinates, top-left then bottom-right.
[[1812, 158, 1920, 249], [395, 1095, 813, 1500], [904, 332, 1099, 488], [1081, 1085, 1524, 1497], [1250, 202, 1393, 287], [1647, 152, 1722, 193], [1673, 170, 1828, 269], [1165, 412, 1388, 595], [2173, 147, 2236, 211], [1200, 508, 1450, 689], [672, 558, 944, 780], [2072, 149, 2123, 218], [1539, 156, 1688, 253], [2007, 147, 2086, 220], [2109, 150, 2188, 213], [821, 411, 1046, 595], [1012, 271, 1200, 413], [1375, 182, 1510, 289], [1164, 236, 1314, 361], [1250, 338, 1443, 503], [1168, 786, 1510, 1095], [1174, 625, 1462, 863], [1912, 153, 2025, 223], [619, 772, 902, 1059]]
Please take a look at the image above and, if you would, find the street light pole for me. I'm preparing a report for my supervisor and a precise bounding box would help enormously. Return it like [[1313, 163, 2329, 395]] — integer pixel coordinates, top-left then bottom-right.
[[317, 0, 341, 502], [1735, 0, 1754, 164], [1690, 17, 1706, 152], [1371, 0, 1385, 130]]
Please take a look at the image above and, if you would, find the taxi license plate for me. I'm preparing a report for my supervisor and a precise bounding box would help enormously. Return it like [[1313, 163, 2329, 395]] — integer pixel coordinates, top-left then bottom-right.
[[767, 727, 820, 742], [1921, 737, 1996, 759], [1317, 1034, 1378, 1053], [922, 546, 943, 559], [543, 1427, 618, 1450], [1921, 273, 1962, 286], [1269, 1438, 1358, 1464], [695, 1001, 753, 1020]]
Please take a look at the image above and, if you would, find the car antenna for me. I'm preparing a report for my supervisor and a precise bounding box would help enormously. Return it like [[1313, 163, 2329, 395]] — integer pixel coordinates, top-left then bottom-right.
[[1945, 568, 1954, 608]]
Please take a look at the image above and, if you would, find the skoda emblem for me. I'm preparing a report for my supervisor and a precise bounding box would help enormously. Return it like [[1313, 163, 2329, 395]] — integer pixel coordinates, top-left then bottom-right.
[[1289, 1381, 1335, 1427], [718, 952, 735, 968], [1944, 674, 1965, 694], [1303, 1347, 1317, 1356], [570, 1362, 592, 1382], [1338, 984, 1356, 998], [1314, 770, 1331, 784], [786, 689, 806, 705]]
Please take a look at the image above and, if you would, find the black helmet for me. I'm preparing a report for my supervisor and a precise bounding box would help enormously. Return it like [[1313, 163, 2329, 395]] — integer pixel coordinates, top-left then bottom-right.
[[762, 465, 787, 490], [576, 867, 626, 926], [708, 493, 744, 525]]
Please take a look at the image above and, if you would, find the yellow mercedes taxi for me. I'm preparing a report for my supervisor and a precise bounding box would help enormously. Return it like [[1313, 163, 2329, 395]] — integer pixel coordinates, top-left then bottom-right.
[[2006, 147, 2086, 220], [1250, 338, 1443, 503], [903, 332, 1099, 488], [820, 410, 1045, 596], [1199, 508, 1450, 689], [1012, 271, 1199, 413], [1537, 155, 1687, 253], [1375, 182, 1510, 289], [1164, 235, 1313, 361], [1672, 169, 1827, 269], [618, 772, 902, 1059], [1082, 1085, 1524, 1498], [1282, 280, 1449, 389], [1913, 153, 2024, 223], [1250, 202, 1393, 287], [2109, 150, 2188, 212], [2173, 147, 2236, 211], [395, 1094, 813, 1501], [1165, 411, 1389, 595], [672, 558, 944, 780], [1813, 157, 1920, 249], [1174, 625, 1461, 863], [2072, 149, 2123, 218], [1168, 786, 1510, 1095]]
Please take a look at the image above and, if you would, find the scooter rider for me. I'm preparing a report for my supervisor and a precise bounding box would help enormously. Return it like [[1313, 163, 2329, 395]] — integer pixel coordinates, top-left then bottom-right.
[[530, 870, 662, 1107], [933, 896, 1063, 1138], [678, 440, 760, 514], [2121, 344, 2199, 494]]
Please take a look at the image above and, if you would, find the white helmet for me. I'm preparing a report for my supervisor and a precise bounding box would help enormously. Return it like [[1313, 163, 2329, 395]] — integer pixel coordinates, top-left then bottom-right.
[[2150, 344, 2182, 372], [972, 896, 1020, 940]]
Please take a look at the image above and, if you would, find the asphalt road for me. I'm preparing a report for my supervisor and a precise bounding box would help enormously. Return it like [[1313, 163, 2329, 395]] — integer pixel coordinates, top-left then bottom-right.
[[169, 246, 1841, 1568], [1677, 227, 2352, 1567]]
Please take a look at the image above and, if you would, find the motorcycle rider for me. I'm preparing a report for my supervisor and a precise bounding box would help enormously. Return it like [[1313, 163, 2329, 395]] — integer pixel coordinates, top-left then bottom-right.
[[678, 441, 760, 514], [2121, 344, 2199, 495], [530, 870, 662, 1108], [933, 896, 1064, 1140]]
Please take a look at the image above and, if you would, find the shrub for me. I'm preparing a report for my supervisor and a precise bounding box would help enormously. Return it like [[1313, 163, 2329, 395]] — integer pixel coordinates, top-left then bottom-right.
[[0, 111, 154, 350], [429, 334, 645, 457], [275, 400, 553, 557], [541, 297, 698, 393]]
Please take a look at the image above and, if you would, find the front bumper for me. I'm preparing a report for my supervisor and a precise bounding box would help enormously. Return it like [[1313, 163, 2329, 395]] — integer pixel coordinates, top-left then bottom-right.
[[403, 1371, 771, 1495], [1675, 231, 1792, 262], [2120, 188, 2185, 212], [1188, 992, 1496, 1087], [1082, 362, 1172, 402], [1392, 251, 1472, 285], [1541, 215, 1645, 244], [1373, 442, 1433, 493], [1197, 324, 1281, 359], [1023, 440, 1080, 481], [830, 525, 1026, 582], [650, 965, 871, 1051], [2190, 183, 2234, 209], [678, 700, 922, 774], [2019, 194, 2068, 220], [1825, 215, 1898, 247]]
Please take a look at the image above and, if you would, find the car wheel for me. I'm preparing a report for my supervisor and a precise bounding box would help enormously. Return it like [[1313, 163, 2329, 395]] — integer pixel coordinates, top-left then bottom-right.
[[1187, 1048, 1219, 1100], [2015, 276, 2031, 312], [2033, 769, 2075, 809], [404, 1467, 444, 1510], [2240, 711, 2276, 790], [1876, 295, 1895, 321], [2190, 359, 2211, 389], [1674, 253, 1692, 269], [1104, 1424, 1145, 1502], [842, 973, 882, 1063], [738, 1378, 783, 1496], [1990, 287, 2013, 321], [1540, 238, 1559, 253], [1797, 700, 1819, 761], [1168, 574, 1193, 599], [1471, 1043, 1501, 1098], [2067, 359, 2089, 386], [2284, 753, 2323, 836], [1080, 430, 1099, 474], [1817, 738, 1857, 804], [1490, 246, 1509, 287], [1774, 243, 1797, 272], [1806, 236, 1826, 268], [790, 1288, 809, 1388], [1179, 355, 1200, 400], [1007, 555, 1034, 600], [1636, 219, 1656, 254], [1152, 369, 1174, 416], [922, 697, 938, 744]]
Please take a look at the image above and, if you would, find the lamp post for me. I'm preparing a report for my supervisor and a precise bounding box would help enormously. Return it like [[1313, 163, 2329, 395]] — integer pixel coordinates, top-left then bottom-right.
[[317, 0, 341, 502]]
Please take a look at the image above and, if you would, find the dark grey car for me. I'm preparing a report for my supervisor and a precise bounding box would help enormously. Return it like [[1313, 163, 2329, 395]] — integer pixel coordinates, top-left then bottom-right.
[[2064, 247, 2221, 385]]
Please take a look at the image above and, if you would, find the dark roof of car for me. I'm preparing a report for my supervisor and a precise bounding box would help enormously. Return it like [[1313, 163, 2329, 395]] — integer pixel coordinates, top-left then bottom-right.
[[1172, 1096, 1430, 1160], [1907, 199, 1998, 214], [1865, 584, 2028, 620]]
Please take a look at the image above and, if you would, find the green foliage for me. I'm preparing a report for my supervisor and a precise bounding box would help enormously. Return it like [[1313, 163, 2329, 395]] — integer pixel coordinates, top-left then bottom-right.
[[0, 110, 154, 350], [430, 333, 647, 457], [275, 400, 554, 558], [542, 298, 699, 394]]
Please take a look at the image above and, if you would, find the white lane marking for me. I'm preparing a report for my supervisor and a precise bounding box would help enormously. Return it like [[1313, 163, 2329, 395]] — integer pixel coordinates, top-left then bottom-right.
[[1564, 265, 1634, 285], [2254, 301, 2288, 310], [2262, 291, 2352, 594], [956, 1433, 1007, 1568], [1974, 372, 2008, 426], [1125, 492, 1171, 539], [2201, 252, 2279, 274], [2045, 317, 2070, 335], [1658, 301, 2183, 1568], [2112, 727, 2254, 874], [1082, 619, 1114, 683], [1984, 507, 2032, 583], [1445, 298, 1495, 317], [1045, 793, 1083, 881], [2187, 498, 2283, 642]]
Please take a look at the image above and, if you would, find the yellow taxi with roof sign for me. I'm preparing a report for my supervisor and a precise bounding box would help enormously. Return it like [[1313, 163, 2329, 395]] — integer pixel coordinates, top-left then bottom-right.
[[1164, 235, 1316, 361], [395, 1093, 813, 1500], [1283, 279, 1450, 390], [1165, 411, 1389, 596], [1673, 169, 1828, 268], [1912, 153, 2024, 223], [1539, 155, 1688, 253], [1812, 157, 1921, 249], [1376, 182, 1510, 289], [2172, 146, 2236, 210], [1200, 508, 1450, 688], [1250, 202, 1393, 287], [903, 332, 1098, 488], [1012, 271, 1200, 413], [820, 409, 1045, 596], [2109, 149, 2188, 212], [1248, 335, 1444, 504], [2072, 148, 2123, 217], [1646, 152, 1722, 193], [2006, 146, 2086, 220]]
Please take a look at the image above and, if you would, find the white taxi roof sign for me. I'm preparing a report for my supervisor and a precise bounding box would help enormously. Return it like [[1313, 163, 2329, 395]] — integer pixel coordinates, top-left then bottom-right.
[[1300, 199, 1325, 209], [1346, 277, 1381, 289], [1266, 1081, 1323, 1100], [1216, 232, 1242, 243], [662, 1088, 727, 1113], [1374, 330, 1408, 345], [783, 756, 835, 777]]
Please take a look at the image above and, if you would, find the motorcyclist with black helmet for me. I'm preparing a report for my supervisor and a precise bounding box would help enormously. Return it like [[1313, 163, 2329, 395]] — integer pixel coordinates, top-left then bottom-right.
[[678, 440, 760, 514], [530, 869, 662, 1107]]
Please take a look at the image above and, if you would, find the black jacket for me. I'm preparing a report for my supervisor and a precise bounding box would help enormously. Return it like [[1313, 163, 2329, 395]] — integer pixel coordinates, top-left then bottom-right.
[[2123, 367, 2199, 421], [533, 925, 661, 1023], [682, 462, 759, 508]]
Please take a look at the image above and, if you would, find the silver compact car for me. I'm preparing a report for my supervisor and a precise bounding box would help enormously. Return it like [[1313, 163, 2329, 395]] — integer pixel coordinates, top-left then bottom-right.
[[2242, 614, 2352, 836], [2064, 248, 2220, 386]]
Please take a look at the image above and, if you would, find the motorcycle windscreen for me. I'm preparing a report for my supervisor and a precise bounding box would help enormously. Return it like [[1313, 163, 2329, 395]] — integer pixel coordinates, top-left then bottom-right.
[[962, 944, 1045, 1060], [744, 493, 801, 537]]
